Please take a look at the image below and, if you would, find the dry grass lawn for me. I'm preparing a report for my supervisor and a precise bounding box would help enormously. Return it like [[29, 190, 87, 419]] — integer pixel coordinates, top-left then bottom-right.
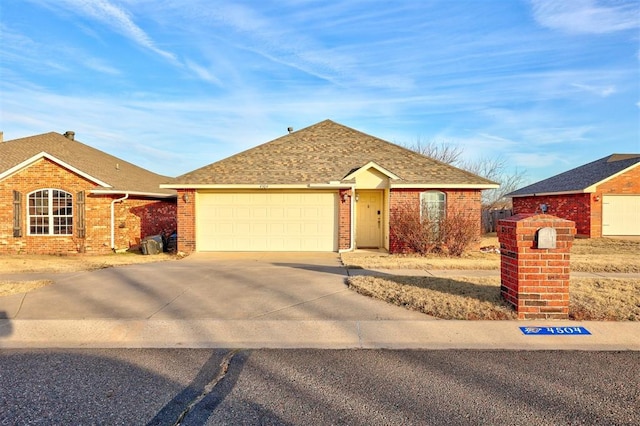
[[341, 235, 640, 273], [347, 275, 640, 321], [0, 252, 177, 298]]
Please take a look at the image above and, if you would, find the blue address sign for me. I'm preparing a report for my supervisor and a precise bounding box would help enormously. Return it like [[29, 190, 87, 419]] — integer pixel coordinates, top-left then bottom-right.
[[520, 326, 591, 335]]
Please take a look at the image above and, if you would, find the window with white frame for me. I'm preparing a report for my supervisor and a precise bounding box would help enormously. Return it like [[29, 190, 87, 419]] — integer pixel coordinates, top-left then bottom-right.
[[420, 191, 446, 224], [28, 189, 73, 235]]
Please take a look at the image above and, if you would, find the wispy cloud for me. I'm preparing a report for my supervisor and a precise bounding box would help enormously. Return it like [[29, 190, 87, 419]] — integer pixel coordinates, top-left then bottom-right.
[[0, 24, 120, 77], [3, 1, 638, 183], [184, 60, 223, 87], [530, 0, 640, 34], [30, 0, 177, 62], [571, 82, 616, 97]]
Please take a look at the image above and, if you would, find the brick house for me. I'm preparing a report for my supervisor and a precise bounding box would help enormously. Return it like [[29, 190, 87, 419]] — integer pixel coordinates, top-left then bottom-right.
[[161, 120, 498, 253], [509, 154, 640, 237], [0, 131, 177, 254]]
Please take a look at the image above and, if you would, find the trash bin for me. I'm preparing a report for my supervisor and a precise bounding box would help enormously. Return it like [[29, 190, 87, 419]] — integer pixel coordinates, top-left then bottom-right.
[[166, 232, 177, 252], [141, 235, 163, 255]]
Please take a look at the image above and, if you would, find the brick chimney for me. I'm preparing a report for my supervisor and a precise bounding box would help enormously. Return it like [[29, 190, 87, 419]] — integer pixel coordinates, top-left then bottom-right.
[[64, 131, 75, 140]]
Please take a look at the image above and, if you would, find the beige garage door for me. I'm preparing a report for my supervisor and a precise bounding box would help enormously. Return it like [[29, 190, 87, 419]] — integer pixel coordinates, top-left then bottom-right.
[[197, 191, 339, 251], [602, 195, 640, 236]]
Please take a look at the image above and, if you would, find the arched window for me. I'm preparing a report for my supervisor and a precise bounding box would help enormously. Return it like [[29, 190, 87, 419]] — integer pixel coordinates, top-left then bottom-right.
[[28, 189, 73, 235], [420, 191, 446, 224]]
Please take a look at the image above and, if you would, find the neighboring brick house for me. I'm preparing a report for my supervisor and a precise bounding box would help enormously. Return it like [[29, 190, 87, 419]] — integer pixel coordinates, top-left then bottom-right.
[[161, 120, 498, 253], [0, 131, 177, 254], [508, 154, 640, 237]]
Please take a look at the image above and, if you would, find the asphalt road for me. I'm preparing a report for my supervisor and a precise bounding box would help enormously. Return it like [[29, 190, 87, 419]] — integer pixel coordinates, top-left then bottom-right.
[[0, 349, 638, 425]]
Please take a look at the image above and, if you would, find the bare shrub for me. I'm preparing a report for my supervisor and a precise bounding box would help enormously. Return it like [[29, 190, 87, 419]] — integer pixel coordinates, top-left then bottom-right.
[[389, 205, 479, 256], [389, 204, 442, 254], [441, 208, 481, 257]]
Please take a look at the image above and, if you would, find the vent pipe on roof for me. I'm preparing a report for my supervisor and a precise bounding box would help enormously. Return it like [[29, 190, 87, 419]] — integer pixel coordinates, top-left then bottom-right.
[[64, 131, 75, 140], [287, 127, 293, 134]]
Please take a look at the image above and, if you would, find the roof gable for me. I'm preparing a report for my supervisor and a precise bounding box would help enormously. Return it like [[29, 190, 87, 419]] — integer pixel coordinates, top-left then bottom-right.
[[0, 132, 176, 197], [343, 161, 400, 181], [167, 120, 497, 189], [0, 151, 112, 187], [509, 154, 640, 197]]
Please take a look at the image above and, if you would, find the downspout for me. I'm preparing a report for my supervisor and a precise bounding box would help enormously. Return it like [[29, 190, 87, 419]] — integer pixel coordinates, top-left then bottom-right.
[[339, 185, 356, 253], [110, 193, 129, 251]]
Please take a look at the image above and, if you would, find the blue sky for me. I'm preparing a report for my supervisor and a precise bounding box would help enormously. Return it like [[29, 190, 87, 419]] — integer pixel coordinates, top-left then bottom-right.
[[1, 0, 638, 183]]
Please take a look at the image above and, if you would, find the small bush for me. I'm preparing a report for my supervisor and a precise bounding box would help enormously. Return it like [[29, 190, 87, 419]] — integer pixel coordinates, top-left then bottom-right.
[[390, 205, 479, 256], [440, 208, 481, 256]]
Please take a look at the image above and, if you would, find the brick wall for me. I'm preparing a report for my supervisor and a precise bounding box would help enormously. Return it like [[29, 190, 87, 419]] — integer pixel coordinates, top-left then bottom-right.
[[338, 189, 352, 250], [498, 214, 575, 320], [388, 188, 482, 253], [0, 158, 177, 254], [176, 189, 196, 252], [512, 193, 591, 237]]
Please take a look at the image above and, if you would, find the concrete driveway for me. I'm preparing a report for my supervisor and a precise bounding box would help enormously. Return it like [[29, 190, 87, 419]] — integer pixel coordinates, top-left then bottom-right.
[[0, 252, 429, 321]]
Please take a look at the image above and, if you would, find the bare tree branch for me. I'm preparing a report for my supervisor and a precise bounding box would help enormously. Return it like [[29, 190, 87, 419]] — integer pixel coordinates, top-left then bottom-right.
[[405, 138, 464, 165], [404, 139, 527, 208]]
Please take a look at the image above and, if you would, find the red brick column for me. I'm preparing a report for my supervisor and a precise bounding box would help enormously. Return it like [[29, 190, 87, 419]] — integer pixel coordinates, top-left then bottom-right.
[[338, 189, 352, 251], [497, 214, 576, 320], [177, 189, 196, 253]]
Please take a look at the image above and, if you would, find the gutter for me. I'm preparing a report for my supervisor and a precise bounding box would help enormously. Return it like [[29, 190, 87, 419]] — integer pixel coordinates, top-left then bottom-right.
[[110, 193, 129, 251]]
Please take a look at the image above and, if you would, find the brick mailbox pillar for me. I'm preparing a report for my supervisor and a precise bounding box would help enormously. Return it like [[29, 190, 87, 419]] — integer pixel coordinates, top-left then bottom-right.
[[497, 214, 576, 320]]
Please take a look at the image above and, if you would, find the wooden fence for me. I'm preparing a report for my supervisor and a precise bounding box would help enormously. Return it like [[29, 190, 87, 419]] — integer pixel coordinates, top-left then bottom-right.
[[482, 209, 513, 233]]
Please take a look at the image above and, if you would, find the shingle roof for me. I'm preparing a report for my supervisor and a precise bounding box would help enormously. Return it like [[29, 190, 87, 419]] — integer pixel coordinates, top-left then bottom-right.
[[170, 120, 497, 187], [0, 132, 176, 197], [508, 154, 640, 197]]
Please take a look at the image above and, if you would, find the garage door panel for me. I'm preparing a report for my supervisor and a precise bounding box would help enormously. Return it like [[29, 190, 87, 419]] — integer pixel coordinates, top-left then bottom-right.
[[602, 195, 640, 236], [197, 192, 338, 251]]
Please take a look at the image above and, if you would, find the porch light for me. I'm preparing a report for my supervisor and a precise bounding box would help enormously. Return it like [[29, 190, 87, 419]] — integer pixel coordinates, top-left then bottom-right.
[[183, 192, 190, 203], [355, 194, 359, 202], [342, 193, 349, 202]]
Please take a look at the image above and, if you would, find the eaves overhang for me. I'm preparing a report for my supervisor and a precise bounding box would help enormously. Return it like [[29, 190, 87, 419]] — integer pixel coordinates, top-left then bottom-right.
[[90, 189, 177, 198], [391, 183, 500, 189], [160, 183, 351, 190], [509, 189, 592, 197]]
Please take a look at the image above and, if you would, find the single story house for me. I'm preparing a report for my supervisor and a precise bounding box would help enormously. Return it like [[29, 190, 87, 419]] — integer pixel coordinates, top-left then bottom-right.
[[0, 131, 177, 254], [508, 154, 640, 237], [161, 120, 498, 253]]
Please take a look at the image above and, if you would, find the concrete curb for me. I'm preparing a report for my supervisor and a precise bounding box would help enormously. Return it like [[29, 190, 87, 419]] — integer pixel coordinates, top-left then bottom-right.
[[1, 319, 638, 350]]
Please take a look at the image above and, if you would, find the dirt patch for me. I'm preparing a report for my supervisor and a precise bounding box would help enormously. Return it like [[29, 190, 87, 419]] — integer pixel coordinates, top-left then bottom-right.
[[341, 235, 640, 273], [0, 252, 177, 274], [347, 275, 639, 321], [0, 280, 52, 297]]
